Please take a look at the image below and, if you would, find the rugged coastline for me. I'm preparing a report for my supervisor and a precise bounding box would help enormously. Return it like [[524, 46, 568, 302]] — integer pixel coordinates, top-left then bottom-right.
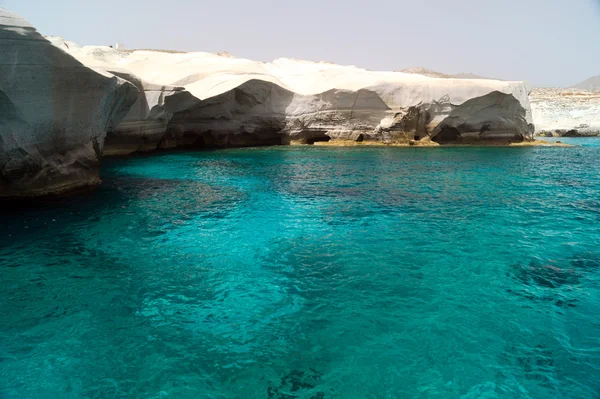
[[0, 8, 578, 199], [0, 9, 137, 198], [530, 88, 600, 137], [309, 139, 571, 147]]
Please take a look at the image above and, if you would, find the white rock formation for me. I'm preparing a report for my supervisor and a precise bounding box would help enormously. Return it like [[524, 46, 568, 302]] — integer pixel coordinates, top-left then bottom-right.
[[0, 9, 138, 198], [46, 37, 196, 155], [402, 68, 600, 137], [101, 71, 191, 155], [48, 40, 535, 153], [530, 88, 600, 136]]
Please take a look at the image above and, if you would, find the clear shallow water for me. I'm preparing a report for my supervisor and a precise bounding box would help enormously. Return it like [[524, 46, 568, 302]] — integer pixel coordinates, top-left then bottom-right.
[[540, 136, 600, 147], [1, 143, 600, 399]]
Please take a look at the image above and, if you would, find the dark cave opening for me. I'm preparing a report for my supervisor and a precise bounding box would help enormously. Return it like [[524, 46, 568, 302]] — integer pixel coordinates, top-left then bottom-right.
[[432, 126, 461, 144]]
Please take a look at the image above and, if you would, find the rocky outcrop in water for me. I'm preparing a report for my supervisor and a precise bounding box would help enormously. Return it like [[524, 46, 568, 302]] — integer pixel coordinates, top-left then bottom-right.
[[0, 9, 137, 198], [162, 81, 533, 148], [48, 42, 535, 153], [165, 81, 397, 147]]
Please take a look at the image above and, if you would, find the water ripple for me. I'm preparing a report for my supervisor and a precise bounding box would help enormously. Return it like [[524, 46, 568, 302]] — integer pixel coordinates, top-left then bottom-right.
[[1, 144, 600, 398]]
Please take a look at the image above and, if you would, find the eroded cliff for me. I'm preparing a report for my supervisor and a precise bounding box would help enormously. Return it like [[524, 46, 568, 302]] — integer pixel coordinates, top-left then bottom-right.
[[0, 9, 138, 198], [48, 41, 535, 153], [0, 10, 538, 199]]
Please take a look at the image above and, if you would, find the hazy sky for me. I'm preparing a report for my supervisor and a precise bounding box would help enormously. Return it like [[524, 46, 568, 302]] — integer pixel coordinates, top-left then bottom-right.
[[4, 0, 600, 87]]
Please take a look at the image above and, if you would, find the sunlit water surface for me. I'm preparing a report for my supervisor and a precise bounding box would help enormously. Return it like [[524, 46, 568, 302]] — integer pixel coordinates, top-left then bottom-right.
[[2, 141, 600, 398]]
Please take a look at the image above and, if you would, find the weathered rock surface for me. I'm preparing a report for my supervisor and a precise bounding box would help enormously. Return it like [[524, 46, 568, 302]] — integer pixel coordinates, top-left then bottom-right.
[[0, 9, 137, 198], [163, 81, 533, 147], [46, 38, 197, 155], [402, 68, 600, 137], [529, 88, 600, 136], [49, 43, 535, 153], [429, 91, 533, 143], [102, 72, 190, 156]]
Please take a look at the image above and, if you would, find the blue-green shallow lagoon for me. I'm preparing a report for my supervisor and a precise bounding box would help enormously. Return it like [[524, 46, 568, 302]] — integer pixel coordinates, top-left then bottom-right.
[[1, 142, 600, 398]]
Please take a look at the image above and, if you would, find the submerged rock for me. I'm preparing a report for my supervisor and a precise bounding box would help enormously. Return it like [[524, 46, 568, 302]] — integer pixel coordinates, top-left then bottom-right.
[[0, 9, 138, 198]]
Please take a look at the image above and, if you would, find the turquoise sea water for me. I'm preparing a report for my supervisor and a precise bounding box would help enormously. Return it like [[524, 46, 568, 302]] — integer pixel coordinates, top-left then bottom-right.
[[541, 136, 600, 148], [1, 141, 600, 398]]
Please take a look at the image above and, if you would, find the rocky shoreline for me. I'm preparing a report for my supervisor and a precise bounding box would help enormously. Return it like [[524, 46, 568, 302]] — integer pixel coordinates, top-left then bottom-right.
[[529, 88, 600, 137], [308, 138, 571, 147], [0, 8, 581, 199]]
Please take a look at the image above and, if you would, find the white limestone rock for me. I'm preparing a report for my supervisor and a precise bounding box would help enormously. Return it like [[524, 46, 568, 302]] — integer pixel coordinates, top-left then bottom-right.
[[47, 38, 202, 154], [49, 41, 535, 153], [530, 88, 600, 136], [0, 10, 138, 198], [102, 71, 193, 155], [430, 91, 532, 142]]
